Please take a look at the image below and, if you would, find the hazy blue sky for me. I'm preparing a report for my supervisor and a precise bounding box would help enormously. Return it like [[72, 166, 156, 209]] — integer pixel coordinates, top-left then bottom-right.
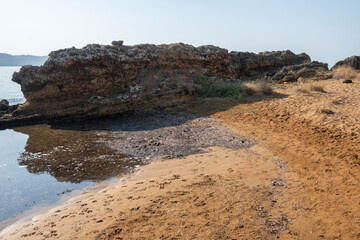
[[0, 0, 359, 66]]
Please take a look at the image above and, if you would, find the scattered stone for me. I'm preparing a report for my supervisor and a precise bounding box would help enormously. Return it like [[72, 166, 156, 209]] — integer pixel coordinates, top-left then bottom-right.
[[271, 178, 286, 187], [105, 111, 253, 160], [321, 109, 335, 115], [265, 217, 288, 234], [343, 79, 353, 84], [257, 205, 270, 217]]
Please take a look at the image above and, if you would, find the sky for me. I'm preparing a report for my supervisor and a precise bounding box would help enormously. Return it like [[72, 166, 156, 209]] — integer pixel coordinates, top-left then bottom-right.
[[0, 0, 359, 66]]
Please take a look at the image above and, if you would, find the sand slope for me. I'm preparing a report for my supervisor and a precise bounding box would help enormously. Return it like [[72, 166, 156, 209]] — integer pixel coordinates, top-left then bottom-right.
[[215, 79, 360, 239]]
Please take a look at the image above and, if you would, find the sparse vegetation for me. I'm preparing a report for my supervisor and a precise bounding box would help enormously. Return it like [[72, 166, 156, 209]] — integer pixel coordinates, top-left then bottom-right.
[[296, 81, 326, 93], [244, 80, 273, 96], [273, 82, 299, 89], [309, 82, 326, 92], [194, 76, 248, 100], [194, 76, 273, 100], [332, 66, 360, 80], [295, 86, 310, 93]]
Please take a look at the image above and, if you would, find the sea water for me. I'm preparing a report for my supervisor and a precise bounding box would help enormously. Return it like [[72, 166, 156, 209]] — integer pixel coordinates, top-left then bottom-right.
[[0, 122, 133, 231], [0, 67, 134, 231], [0, 66, 25, 105], [0, 129, 96, 229]]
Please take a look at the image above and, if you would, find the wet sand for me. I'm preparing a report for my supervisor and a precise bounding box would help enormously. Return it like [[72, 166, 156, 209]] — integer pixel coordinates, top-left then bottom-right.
[[1, 144, 288, 239]]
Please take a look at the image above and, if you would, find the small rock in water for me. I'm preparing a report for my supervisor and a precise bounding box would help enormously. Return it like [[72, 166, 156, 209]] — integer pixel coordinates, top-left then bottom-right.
[[0, 99, 9, 111]]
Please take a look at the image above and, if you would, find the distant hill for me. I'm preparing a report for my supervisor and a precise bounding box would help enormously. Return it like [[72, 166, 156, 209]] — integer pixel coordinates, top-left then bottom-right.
[[0, 53, 47, 66]]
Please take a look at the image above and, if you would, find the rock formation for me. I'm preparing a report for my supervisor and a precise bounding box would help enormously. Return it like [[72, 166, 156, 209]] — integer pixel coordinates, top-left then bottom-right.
[[0, 100, 9, 111], [0, 99, 18, 113], [332, 56, 360, 70], [272, 61, 328, 82], [0, 42, 328, 127]]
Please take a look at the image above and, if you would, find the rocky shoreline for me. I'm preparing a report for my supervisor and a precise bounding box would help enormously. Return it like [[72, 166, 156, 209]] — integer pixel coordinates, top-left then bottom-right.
[[0, 41, 330, 129]]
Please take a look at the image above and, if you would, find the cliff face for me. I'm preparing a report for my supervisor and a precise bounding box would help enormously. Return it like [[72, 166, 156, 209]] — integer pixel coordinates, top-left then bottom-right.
[[9, 42, 327, 121]]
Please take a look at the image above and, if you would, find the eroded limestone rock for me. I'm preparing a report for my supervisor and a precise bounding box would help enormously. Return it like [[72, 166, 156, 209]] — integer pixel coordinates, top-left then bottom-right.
[[2, 41, 328, 126], [272, 61, 328, 82]]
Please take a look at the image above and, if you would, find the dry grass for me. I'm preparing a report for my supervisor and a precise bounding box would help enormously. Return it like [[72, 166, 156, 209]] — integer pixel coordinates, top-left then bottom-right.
[[332, 66, 360, 80], [296, 81, 326, 93], [244, 80, 273, 96], [309, 82, 326, 92]]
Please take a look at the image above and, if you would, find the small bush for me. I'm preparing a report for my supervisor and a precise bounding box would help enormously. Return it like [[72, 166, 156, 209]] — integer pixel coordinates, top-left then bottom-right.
[[194, 76, 248, 100], [244, 80, 273, 96], [194, 76, 273, 100], [295, 86, 309, 93], [309, 82, 326, 92], [296, 81, 326, 93], [332, 66, 360, 80]]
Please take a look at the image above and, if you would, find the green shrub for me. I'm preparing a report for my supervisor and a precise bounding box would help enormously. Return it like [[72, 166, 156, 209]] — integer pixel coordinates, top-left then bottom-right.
[[194, 76, 248, 100]]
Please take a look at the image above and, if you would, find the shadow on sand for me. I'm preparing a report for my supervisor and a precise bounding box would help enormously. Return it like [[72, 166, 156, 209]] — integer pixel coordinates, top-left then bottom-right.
[[13, 92, 288, 183]]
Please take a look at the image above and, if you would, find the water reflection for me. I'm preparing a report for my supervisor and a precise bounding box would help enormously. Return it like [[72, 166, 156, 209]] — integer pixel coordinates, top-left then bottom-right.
[[0, 124, 143, 229], [0, 129, 93, 228], [14, 124, 143, 183]]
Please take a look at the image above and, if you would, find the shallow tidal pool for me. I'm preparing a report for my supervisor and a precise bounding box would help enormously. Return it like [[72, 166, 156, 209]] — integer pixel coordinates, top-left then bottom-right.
[[0, 124, 142, 230]]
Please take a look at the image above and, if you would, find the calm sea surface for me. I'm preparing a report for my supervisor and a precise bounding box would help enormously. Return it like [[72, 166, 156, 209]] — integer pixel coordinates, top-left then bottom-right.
[[0, 67, 139, 231], [0, 67, 25, 105], [0, 129, 96, 230]]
